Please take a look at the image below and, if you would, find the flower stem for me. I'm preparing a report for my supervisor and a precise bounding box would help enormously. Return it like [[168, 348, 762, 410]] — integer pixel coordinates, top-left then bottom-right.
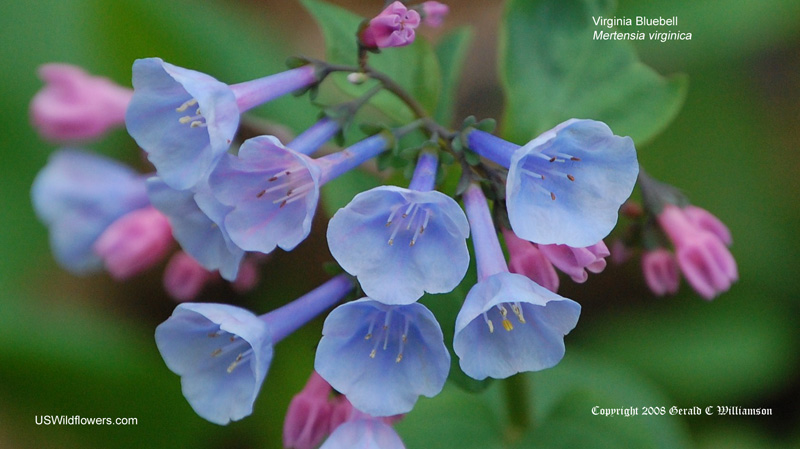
[[503, 373, 532, 442]]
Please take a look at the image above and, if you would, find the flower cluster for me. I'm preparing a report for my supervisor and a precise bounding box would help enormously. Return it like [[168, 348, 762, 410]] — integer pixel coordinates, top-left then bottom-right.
[[28, 1, 736, 448], [613, 169, 738, 300]]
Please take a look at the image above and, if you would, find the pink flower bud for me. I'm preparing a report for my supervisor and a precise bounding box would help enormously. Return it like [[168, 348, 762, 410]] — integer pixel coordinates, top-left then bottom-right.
[[502, 228, 559, 292], [284, 372, 335, 449], [610, 239, 633, 265], [538, 241, 610, 283], [658, 204, 737, 300], [421, 1, 449, 27], [683, 205, 732, 246], [360, 1, 421, 49], [641, 249, 680, 296], [163, 252, 215, 302], [93, 206, 172, 280], [30, 64, 133, 142], [232, 258, 260, 294], [328, 395, 355, 432]]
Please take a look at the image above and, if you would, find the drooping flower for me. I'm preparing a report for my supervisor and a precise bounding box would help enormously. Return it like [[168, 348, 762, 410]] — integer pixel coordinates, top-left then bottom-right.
[[320, 415, 406, 449], [502, 228, 559, 292], [155, 274, 354, 425], [360, 1, 421, 49], [31, 149, 149, 274], [126, 58, 318, 190], [315, 298, 449, 417], [327, 152, 470, 305], [454, 184, 581, 380], [657, 204, 737, 299], [420, 1, 449, 27], [466, 120, 638, 247], [146, 177, 244, 281], [641, 248, 680, 296], [283, 371, 336, 449], [30, 63, 133, 142], [209, 133, 391, 254], [93, 205, 173, 280], [537, 240, 609, 283], [163, 251, 216, 302]]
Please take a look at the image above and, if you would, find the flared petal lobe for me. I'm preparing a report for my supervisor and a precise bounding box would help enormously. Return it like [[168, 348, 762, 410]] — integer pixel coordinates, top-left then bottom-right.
[[327, 186, 470, 305], [209, 136, 322, 254], [506, 120, 638, 247], [146, 177, 244, 281], [320, 418, 405, 449], [453, 272, 580, 380], [315, 299, 449, 417], [155, 303, 273, 425], [31, 149, 149, 274], [126, 58, 239, 190]]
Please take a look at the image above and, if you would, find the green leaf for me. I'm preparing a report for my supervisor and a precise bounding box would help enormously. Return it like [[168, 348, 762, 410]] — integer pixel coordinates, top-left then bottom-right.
[[520, 352, 693, 449], [320, 168, 382, 218], [395, 383, 505, 449], [420, 244, 494, 393], [301, 0, 441, 122], [0, 290, 223, 449], [499, 0, 687, 145], [433, 27, 475, 126], [576, 286, 800, 405]]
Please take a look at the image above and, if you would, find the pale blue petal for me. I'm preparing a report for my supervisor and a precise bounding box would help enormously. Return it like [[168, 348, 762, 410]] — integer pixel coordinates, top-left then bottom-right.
[[321, 419, 405, 449], [315, 299, 449, 416], [453, 272, 581, 380], [146, 177, 243, 280], [155, 303, 273, 425], [507, 120, 638, 247], [31, 149, 148, 274], [327, 186, 470, 305], [126, 58, 239, 190], [209, 136, 321, 253]]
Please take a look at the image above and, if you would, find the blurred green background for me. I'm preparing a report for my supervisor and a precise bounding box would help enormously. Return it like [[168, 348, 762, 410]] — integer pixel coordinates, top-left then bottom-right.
[[1, 0, 798, 448]]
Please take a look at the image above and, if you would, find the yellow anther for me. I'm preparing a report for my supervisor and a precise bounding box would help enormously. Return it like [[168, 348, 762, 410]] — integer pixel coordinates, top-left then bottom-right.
[[175, 98, 197, 112], [502, 319, 514, 332], [396, 354, 403, 363], [211, 348, 222, 357], [369, 349, 377, 359]]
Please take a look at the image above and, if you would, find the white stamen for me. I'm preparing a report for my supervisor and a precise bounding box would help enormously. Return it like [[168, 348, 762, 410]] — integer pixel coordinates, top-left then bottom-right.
[[365, 314, 378, 340], [386, 205, 402, 226], [382, 310, 393, 351], [511, 302, 526, 324], [483, 312, 494, 333], [521, 168, 545, 180], [405, 204, 420, 230], [410, 209, 430, 247], [402, 202, 416, 218], [387, 220, 402, 246], [272, 182, 313, 206], [396, 317, 409, 363]]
